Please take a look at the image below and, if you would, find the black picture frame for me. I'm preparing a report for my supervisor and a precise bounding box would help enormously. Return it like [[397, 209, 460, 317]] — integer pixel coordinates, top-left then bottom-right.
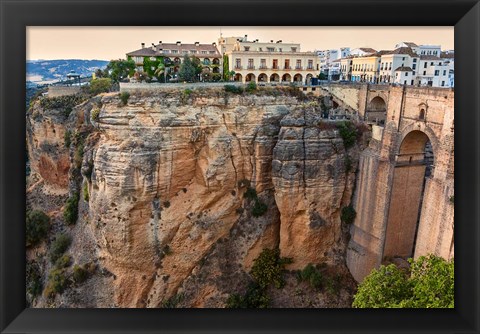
[[1, 0, 479, 333]]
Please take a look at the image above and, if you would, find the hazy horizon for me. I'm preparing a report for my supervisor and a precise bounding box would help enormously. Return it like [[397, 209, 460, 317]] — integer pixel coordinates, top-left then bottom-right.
[[27, 26, 454, 61]]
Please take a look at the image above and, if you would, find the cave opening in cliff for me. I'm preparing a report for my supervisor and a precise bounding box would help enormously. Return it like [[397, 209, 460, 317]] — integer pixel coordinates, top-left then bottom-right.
[[383, 130, 434, 260]]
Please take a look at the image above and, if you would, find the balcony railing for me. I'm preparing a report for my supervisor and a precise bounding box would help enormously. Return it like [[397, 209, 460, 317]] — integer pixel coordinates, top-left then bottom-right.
[[272, 66, 279, 70], [284, 66, 291, 70], [295, 66, 303, 70], [247, 65, 255, 70], [259, 65, 267, 69], [234, 65, 242, 70]]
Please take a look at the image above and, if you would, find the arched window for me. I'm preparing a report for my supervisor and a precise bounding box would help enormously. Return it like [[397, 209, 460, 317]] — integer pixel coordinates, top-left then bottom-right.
[[419, 109, 425, 120]]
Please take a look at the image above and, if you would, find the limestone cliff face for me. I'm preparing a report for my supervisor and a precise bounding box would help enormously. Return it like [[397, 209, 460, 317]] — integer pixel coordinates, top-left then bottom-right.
[[273, 110, 360, 269], [27, 88, 361, 308]]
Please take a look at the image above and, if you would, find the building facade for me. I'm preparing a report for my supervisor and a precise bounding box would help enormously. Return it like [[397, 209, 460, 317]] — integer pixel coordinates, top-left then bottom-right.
[[219, 36, 319, 84], [126, 41, 222, 81]]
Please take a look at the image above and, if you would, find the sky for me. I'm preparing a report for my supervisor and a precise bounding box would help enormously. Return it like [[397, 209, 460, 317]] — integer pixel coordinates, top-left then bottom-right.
[[26, 26, 454, 61]]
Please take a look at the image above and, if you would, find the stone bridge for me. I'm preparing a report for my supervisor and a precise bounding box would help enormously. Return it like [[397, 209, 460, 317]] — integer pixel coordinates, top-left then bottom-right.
[[322, 84, 455, 282]]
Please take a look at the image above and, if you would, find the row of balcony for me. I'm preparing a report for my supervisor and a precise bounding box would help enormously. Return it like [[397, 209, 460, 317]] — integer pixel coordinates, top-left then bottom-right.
[[234, 66, 313, 71]]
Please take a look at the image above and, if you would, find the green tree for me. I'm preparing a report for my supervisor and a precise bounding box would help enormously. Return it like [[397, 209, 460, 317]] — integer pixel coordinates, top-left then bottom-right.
[[90, 78, 112, 95], [178, 55, 196, 82], [105, 59, 136, 83], [222, 55, 229, 81], [353, 254, 454, 308]]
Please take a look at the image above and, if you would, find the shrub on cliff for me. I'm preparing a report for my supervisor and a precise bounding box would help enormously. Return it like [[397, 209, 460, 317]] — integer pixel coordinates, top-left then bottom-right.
[[55, 254, 72, 269], [252, 199, 268, 217], [91, 108, 100, 122], [226, 282, 270, 308], [73, 264, 89, 284], [49, 233, 72, 264], [63, 192, 79, 225], [119, 92, 130, 106], [353, 254, 454, 308], [44, 268, 68, 298], [26, 260, 43, 300], [341, 205, 356, 224], [337, 121, 358, 149], [245, 81, 257, 93], [64, 129, 72, 148], [251, 248, 293, 289], [224, 85, 244, 94], [26, 210, 50, 247], [90, 78, 112, 95], [297, 264, 323, 289]]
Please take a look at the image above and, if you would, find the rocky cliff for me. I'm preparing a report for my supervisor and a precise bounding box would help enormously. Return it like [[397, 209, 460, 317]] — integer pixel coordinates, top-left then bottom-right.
[[26, 87, 365, 308]]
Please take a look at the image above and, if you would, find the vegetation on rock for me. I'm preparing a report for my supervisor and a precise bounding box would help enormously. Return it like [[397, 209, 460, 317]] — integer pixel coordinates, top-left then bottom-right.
[[341, 205, 356, 224], [49, 233, 72, 264], [63, 192, 79, 225], [26, 210, 50, 247]]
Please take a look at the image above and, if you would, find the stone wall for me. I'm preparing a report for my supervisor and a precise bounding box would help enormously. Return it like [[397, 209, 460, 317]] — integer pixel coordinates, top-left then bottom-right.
[[48, 86, 81, 97]]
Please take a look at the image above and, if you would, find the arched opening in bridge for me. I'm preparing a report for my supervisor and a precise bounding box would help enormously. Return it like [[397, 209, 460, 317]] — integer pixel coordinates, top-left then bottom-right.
[[365, 96, 387, 124], [383, 130, 434, 260]]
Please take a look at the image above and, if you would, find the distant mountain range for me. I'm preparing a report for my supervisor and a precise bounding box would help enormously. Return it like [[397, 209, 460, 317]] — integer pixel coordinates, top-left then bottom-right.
[[26, 59, 109, 85]]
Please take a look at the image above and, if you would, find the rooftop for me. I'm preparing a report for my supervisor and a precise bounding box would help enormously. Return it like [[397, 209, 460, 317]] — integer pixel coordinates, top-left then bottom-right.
[[127, 42, 221, 58]]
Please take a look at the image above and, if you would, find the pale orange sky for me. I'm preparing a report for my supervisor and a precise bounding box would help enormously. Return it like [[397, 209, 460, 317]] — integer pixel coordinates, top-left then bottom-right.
[[27, 26, 454, 61]]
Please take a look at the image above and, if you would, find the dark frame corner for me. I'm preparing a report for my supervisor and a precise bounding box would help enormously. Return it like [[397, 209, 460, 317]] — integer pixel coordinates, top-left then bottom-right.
[[1, 0, 479, 333]]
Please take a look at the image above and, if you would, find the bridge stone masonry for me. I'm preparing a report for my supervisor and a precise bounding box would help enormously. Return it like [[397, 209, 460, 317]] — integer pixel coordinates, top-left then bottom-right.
[[329, 84, 454, 282]]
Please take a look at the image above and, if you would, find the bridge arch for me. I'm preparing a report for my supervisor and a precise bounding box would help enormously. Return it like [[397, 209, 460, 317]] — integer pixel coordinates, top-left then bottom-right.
[[383, 129, 436, 260], [365, 95, 387, 123]]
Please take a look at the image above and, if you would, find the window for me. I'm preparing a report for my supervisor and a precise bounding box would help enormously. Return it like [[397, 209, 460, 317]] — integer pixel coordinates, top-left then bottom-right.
[[267, 47, 275, 52], [209, 51, 216, 54], [259, 48, 263, 51], [389, 62, 392, 70], [308, 60, 313, 69], [404, 80, 407, 85], [190, 50, 197, 54], [435, 70, 439, 76], [441, 81, 445, 86], [244, 46, 250, 51], [296, 59, 302, 69], [423, 71, 426, 75], [260, 59, 266, 69], [405, 72, 409, 76], [284, 59, 290, 69], [235, 58, 241, 69], [273, 59, 278, 69], [430, 62, 434, 66], [201, 50, 208, 54], [411, 80, 414, 85], [402, 57, 405, 61], [443, 70, 447, 75], [182, 50, 188, 55], [419, 109, 425, 120], [413, 64, 416, 69], [413, 71, 416, 75], [413, 58, 417, 63], [171, 50, 178, 54], [248, 58, 254, 69], [279, 48, 282, 52], [291, 47, 297, 52], [424, 62, 427, 68]]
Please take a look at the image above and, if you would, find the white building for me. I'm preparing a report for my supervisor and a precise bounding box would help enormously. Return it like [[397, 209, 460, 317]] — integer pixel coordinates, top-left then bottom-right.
[[316, 47, 350, 74], [416, 55, 450, 87], [379, 47, 419, 84], [220, 36, 319, 84], [350, 47, 377, 57]]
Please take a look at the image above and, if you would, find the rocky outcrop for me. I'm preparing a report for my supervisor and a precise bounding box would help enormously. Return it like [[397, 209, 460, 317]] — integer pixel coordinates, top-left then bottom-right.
[[27, 87, 363, 308]]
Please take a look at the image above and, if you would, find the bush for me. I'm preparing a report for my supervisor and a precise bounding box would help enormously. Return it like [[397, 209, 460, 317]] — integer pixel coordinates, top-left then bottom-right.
[[161, 293, 184, 308], [90, 78, 112, 95], [226, 282, 270, 308], [83, 182, 89, 202], [243, 187, 257, 201], [63, 192, 79, 225], [73, 264, 89, 284], [245, 81, 257, 93], [44, 268, 68, 298], [119, 92, 130, 106], [224, 85, 244, 94], [341, 205, 356, 224], [26, 260, 43, 299], [297, 264, 323, 289], [26, 210, 50, 247], [64, 129, 72, 148], [353, 254, 454, 308], [49, 233, 72, 263], [251, 248, 292, 289], [91, 108, 100, 122], [74, 142, 84, 169], [252, 199, 268, 217], [337, 121, 358, 149], [55, 254, 72, 269]]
